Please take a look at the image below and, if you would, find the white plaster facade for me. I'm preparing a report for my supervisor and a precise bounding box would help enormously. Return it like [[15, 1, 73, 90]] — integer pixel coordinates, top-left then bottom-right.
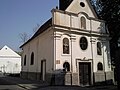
[[0, 45, 21, 74], [20, 0, 114, 86]]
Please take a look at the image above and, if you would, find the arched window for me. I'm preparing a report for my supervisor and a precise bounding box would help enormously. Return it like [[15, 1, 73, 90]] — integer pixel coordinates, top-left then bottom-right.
[[97, 42, 102, 55], [30, 52, 34, 65], [63, 62, 70, 72], [63, 38, 69, 54], [24, 55, 26, 66], [80, 37, 88, 50], [81, 16, 86, 29], [97, 62, 103, 71]]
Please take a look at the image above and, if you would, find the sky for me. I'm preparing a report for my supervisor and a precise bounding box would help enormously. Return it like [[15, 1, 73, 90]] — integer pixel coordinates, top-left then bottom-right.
[[0, 0, 58, 51]]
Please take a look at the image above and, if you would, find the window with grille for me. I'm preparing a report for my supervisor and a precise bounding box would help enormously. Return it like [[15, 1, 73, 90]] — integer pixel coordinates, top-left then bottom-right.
[[80, 37, 88, 50], [97, 62, 103, 71], [63, 62, 70, 72], [97, 42, 102, 55], [63, 38, 69, 54], [81, 17, 86, 29]]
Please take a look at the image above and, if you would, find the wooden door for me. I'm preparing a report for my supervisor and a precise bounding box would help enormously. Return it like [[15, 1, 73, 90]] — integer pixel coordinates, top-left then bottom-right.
[[41, 60, 46, 81], [79, 62, 91, 86]]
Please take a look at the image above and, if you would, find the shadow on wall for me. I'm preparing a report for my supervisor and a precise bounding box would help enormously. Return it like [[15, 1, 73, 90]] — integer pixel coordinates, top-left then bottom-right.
[[50, 69, 71, 86], [94, 79, 114, 86], [97, 23, 111, 66]]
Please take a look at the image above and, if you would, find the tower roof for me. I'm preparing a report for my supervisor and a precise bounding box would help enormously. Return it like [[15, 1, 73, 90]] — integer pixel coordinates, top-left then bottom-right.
[[59, 0, 73, 10]]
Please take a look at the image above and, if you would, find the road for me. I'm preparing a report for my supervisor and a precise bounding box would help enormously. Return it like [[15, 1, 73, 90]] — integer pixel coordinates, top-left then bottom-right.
[[0, 75, 25, 90], [0, 74, 117, 90]]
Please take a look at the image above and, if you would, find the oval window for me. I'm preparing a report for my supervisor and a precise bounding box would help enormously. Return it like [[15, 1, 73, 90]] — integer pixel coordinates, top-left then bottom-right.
[[80, 2, 85, 7], [80, 37, 88, 50]]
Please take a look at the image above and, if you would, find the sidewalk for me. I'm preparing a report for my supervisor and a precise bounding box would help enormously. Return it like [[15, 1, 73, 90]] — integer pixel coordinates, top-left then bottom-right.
[[4, 76, 49, 89], [3, 76, 118, 90]]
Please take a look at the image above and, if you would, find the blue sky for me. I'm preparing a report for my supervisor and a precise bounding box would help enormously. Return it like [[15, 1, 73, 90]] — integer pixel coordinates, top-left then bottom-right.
[[0, 0, 58, 51]]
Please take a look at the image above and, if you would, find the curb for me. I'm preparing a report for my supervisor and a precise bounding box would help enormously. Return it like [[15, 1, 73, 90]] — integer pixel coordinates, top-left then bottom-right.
[[17, 84, 31, 90]]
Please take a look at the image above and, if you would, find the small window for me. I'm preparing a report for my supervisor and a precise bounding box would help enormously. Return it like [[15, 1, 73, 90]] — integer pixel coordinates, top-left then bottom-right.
[[97, 42, 102, 55], [63, 62, 70, 72], [63, 38, 69, 54], [30, 52, 34, 65], [97, 62, 103, 71], [81, 17, 86, 29], [24, 55, 26, 66], [80, 37, 88, 50]]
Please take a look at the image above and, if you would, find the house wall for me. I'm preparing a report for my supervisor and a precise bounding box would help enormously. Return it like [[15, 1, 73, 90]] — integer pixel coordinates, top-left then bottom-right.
[[0, 46, 21, 74], [21, 0, 114, 85], [52, 9, 106, 34], [21, 28, 54, 80], [52, 9, 113, 85], [66, 0, 95, 18], [53, 10, 111, 72], [54, 31, 113, 85], [91, 20, 106, 33], [0, 57, 21, 74]]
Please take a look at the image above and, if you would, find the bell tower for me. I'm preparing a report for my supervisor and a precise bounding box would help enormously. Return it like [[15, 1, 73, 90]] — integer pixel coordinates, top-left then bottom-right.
[[59, 0, 73, 10]]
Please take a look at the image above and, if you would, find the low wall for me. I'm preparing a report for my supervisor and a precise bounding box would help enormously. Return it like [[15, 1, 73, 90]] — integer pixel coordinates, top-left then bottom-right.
[[51, 72, 79, 85], [20, 71, 41, 80], [21, 71, 114, 86], [21, 71, 79, 86], [94, 71, 114, 85]]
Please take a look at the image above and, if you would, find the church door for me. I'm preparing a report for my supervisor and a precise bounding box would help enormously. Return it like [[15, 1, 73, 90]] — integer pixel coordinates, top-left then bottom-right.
[[79, 62, 91, 86], [41, 60, 46, 81]]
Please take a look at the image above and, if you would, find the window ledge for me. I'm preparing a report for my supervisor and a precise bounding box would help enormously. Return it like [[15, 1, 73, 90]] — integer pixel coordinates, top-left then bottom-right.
[[61, 54, 71, 56]]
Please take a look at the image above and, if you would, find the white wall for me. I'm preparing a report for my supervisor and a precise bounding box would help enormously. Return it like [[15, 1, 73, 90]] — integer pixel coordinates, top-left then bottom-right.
[[66, 0, 96, 18], [0, 45, 21, 74], [21, 6, 111, 75], [0, 58, 21, 73], [55, 33, 72, 71], [55, 31, 93, 73], [91, 20, 106, 33], [22, 28, 54, 73], [53, 9, 111, 73], [54, 32, 111, 73], [53, 9, 106, 34]]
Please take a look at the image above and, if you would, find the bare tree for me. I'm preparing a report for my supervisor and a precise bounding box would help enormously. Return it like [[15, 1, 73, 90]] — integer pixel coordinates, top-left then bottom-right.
[[19, 32, 30, 43], [19, 24, 40, 44], [33, 24, 40, 33]]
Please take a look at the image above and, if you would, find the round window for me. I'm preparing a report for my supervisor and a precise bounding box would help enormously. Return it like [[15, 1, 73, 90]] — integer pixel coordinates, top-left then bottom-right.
[[80, 37, 88, 50], [80, 2, 85, 7]]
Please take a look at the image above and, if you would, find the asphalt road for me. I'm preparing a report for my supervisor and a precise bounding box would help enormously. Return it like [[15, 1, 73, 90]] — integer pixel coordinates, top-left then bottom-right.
[[0, 74, 117, 90], [0, 75, 25, 90]]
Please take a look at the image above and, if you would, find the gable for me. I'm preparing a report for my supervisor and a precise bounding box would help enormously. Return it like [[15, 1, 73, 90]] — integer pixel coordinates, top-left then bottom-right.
[[65, 0, 97, 18], [0, 45, 21, 57]]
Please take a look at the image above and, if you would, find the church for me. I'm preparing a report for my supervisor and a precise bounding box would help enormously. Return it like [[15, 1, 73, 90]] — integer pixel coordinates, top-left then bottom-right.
[[20, 0, 114, 86]]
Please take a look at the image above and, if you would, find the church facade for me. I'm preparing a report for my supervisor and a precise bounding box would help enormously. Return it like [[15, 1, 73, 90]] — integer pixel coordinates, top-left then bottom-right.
[[20, 0, 114, 86]]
